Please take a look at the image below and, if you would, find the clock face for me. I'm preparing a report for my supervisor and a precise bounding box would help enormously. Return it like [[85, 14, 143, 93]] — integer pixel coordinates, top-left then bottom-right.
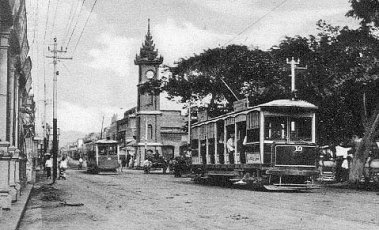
[[145, 70, 155, 79]]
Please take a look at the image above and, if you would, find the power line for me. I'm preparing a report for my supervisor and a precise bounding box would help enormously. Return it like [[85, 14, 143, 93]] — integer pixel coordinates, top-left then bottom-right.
[[43, 0, 52, 44], [62, 0, 79, 45], [30, 0, 39, 46], [61, 62, 73, 77], [51, 0, 61, 37], [223, 0, 288, 47], [66, 0, 87, 49], [72, 0, 99, 55]]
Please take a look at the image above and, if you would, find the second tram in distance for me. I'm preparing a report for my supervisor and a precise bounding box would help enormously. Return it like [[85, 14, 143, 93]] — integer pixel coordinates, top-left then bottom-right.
[[85, 139, 120, 174], [190, 98, 320, 191]]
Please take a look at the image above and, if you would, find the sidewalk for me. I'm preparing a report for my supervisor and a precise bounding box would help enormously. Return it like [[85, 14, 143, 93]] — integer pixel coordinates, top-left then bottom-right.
[[0, 179, 34, 230]]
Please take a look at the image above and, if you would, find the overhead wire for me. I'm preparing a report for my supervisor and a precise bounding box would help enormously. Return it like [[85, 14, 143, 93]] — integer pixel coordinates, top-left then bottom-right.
[[178, 0, 289, 102], [30, 0, 39, 46], [72, 0, 99, 56], [62, 0, 79, 45], [43, 0, 52, 44], [61, 62, 74, 77], [51, 0, 61, 37], [222, 0, 289, 47], [66, 0, 87, 49]]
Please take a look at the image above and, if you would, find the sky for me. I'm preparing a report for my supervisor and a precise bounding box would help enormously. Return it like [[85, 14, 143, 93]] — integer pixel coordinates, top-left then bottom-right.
[[26, 0, 360, 136]]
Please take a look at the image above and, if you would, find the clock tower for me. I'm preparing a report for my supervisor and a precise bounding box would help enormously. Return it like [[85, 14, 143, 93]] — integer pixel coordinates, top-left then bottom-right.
[[134, 19, 164, 163]]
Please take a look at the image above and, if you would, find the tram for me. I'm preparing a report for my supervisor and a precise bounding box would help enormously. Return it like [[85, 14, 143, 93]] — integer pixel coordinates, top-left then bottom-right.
[[190, 98, 320, 191], [85, 139, 120, 174]]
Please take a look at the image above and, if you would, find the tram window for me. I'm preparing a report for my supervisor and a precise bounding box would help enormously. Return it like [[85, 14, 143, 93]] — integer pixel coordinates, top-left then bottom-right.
[[108, 145, 117, 155], [247, 129, 259, 142], [247, 112, 259, 142], [191, 139, 199, 157], [264, 117, 287, 140], [98, 145, 107, 155], [290, 117, 312, 141]]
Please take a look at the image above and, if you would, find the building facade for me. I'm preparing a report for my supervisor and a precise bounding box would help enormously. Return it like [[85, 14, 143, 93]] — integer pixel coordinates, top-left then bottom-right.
[[0, 0, 35, 214]]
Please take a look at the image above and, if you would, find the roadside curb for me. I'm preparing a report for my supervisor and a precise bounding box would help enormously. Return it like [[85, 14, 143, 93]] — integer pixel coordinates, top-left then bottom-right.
[[0, 183, 34, 230], [15, 184, 34, 230]]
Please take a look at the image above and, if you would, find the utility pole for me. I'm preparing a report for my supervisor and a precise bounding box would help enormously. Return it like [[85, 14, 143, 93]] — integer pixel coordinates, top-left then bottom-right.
[[46, 37, 72, 183], [286, 57, 307, 100], [42, 71, 47, 161], [100, 116, 104, 139]]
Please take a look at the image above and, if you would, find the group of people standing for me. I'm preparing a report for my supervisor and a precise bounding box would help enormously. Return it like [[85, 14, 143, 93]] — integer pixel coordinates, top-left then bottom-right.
[[44, 155, 68, 180], [120, 153, 134, 172]]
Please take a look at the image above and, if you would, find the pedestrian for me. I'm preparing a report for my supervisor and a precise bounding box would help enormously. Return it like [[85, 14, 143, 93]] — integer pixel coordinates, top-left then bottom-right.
[[59, 156, 68, 180], [173, 157, 181, 177], [227, 133, 235, 164], [78, 157, 83, 170], [335, 156, 344, 182], [126, 153, 131, 168], [121, 157, 127, 172], [143, 158, 152, 174], [45, 155, 52, 179]]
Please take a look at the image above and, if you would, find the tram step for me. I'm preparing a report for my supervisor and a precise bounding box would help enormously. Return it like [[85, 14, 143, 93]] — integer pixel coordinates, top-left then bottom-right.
[[264, 183, 321, 191]]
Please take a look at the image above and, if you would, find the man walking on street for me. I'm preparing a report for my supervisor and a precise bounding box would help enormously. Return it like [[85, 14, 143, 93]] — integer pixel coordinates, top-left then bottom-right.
[[45, 155, 52, 179], [59, 157, 68, 180]]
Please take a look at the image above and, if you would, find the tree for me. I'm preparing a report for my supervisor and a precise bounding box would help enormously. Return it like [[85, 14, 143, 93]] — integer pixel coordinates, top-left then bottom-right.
[[165, 45, 287, 117], [346, 0, 379, 27], [345, 0, 379, 183]]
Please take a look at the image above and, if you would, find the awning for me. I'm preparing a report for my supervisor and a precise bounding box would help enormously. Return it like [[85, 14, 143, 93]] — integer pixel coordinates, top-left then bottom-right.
[[125, 139, 136, 146]]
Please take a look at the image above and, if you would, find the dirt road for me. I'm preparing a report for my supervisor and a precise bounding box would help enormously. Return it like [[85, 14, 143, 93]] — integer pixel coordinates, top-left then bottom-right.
[[19, 169, 379, 230]]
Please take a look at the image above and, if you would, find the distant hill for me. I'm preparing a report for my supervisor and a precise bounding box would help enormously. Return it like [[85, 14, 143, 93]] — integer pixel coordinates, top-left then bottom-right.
[[59, 130, 86, 147]]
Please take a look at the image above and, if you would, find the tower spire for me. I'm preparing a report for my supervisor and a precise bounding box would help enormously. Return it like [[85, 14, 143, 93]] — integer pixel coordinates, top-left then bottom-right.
[[135, 19, 163, 64], [147, 18, 151, 36]]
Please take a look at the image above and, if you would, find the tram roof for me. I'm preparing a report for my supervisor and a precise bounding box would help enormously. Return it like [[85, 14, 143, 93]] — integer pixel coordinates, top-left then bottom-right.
[[192, 99, 317, 126], [95, 139, 119, 144], [258, 99, 318, 110]]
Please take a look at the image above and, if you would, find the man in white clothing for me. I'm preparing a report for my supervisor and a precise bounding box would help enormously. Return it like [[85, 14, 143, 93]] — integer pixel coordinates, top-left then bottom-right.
[[45, 155, 53, 179], [227, 133, 235, 164]]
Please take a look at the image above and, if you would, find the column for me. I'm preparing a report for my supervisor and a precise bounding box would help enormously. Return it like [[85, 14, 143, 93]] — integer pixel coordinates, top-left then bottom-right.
[[7, 55, 16, 145], [0, 26, 12, 211], [214, 125, 218, 164], [14, 72, 19, 148], [224, 125, 228, 164], [8, 146, 18, 202], [0, 157, 11, 210], [0, 28, 10, 142]]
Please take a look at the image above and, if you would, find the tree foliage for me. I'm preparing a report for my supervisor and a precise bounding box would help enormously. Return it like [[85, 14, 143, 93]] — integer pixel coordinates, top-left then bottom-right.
[[346, 0, 379, 27], [161, 22, 379, 146], [165, 45, 288, 117]]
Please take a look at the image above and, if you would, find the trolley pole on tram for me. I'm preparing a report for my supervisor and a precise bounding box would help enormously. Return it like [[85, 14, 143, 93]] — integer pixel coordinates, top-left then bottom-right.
[[46, 38, 72, 183]]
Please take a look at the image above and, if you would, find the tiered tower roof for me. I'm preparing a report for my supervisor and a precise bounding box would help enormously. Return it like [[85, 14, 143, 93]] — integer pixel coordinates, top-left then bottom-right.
[[135, 19, 163, 65]]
